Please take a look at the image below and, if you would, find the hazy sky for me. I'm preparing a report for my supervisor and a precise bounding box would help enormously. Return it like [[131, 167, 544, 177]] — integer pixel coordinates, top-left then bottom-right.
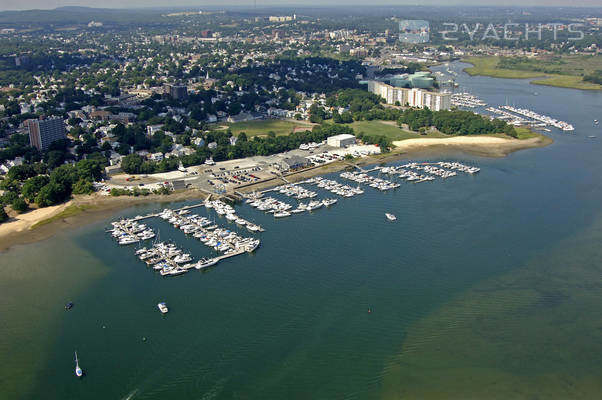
[[1, 0, 601, 12]]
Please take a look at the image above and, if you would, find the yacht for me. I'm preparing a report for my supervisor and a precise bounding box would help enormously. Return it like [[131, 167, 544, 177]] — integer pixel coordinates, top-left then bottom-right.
[[385, 213, 397, 221], [74, 352, 83, 377], [173, 254, 192, 264], [119, 236, 139, 245], [168, 267, 187, 276], [195, 258, 219, 269], [274, 210, 291, 218], [306, 201, 323, 211], [157, 302, 169, 313]]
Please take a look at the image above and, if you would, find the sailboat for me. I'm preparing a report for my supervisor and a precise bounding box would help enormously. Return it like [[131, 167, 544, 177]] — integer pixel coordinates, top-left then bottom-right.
[[74, 351, 83, 377]]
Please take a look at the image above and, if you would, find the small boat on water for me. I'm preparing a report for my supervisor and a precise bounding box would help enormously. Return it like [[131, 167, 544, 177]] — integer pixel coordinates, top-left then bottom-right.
[[65, 302, 74, 310], [74, 352, 83, 377], [157, 302, 169, 313], [385, 213, 397, 222]]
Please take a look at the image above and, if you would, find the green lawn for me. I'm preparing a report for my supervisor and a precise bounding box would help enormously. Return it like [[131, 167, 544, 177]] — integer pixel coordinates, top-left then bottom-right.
[[341, 120, 448, 140], [463, 56, 602, 90], [219, 120, 315, 137]]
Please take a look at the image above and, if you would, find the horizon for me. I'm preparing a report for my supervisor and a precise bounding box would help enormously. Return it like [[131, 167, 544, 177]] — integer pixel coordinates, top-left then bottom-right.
[[2, 1, 602, 12]]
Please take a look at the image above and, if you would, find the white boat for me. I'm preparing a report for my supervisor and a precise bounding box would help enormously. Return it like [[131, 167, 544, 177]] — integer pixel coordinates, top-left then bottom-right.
[[274, 211, 291, 218], [385, 213, 397, 221], [169, 267, 187, 276], [74, 352, 83, 377], [173, 254, 192, 264], [119, 236, 139, 245], [195, 258, 219, 269], [157, 302, 169, 313]]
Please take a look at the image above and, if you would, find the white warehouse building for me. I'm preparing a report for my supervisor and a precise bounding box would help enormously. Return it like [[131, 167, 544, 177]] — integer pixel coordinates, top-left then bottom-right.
[[327, 134, 356, 148]]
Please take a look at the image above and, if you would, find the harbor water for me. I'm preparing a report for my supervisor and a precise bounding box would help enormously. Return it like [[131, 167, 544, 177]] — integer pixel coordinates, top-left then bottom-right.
[[1, 62, 602, 399]]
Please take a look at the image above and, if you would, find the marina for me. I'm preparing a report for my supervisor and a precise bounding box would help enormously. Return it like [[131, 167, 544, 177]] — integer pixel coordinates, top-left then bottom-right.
[[107, 201, 261, 277], [106, 160, 482, 278], [451, 92, 488, 108], [450, 90, 575, 132]]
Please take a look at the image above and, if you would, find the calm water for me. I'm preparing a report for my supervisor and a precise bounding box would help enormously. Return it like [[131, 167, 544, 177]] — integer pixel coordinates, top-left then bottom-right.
[[1, 62, 602, 399]]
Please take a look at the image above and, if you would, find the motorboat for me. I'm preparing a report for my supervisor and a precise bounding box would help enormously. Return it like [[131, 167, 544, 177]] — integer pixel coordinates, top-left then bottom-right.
[[195, 258, 219, 269], [385, 213, 397, 221], [157, 302, 169, 313], [274, 211, 291, 218], [74, 352, 83, 377]]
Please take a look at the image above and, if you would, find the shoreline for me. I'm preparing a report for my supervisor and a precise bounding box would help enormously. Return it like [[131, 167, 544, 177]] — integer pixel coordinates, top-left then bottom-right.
[[461, 57, 602, 91], [0, 134, 551, 252]]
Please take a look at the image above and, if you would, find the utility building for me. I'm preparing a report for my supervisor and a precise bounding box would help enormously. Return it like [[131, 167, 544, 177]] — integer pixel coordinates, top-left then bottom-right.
[[327, 134, 356, 148]]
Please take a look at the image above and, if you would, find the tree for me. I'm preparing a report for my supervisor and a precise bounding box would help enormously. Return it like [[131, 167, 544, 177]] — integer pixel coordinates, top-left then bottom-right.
[[72, 179, 94, 195], [121, 154, 144, 174], [46, 150, 66, 169], [116, 143, 131, 155], [0, 206, 7, 223], [7, 164, 36, 181], [11, 197, 28, 213], [35, 182, 68, 207], [22, 175, 50, 202], [101, 141, 112, 152]]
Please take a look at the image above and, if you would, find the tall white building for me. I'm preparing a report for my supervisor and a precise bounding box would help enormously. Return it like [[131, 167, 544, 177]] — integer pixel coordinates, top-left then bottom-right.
[[367, 81, 451, 111]]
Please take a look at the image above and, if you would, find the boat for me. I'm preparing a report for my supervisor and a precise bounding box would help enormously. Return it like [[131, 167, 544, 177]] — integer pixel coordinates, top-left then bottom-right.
[[74, 352, 83, 377], [65, 302, 74, 310], [274, 211, 291, 218], [168, 267, 187, 276], [157, 302, 169, 313], [385, 213, 397, 221], [195, 258, 219, 270], [118, 236, 139, 245]]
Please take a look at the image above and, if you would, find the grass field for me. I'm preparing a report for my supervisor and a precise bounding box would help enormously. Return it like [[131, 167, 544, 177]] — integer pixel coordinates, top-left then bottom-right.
[[220, 120, 315, 137], [463, 56, 602, 90], [339, 120, 448, 140]]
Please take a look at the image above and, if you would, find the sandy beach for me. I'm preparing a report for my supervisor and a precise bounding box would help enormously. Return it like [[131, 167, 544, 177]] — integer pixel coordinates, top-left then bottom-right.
[[0, 190, 208, 252], [392, 135, 552, 158], [0, 134, 551, 252]]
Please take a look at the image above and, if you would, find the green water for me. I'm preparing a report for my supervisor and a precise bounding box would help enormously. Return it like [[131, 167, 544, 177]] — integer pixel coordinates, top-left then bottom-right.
[[2, 63, 602, 399]]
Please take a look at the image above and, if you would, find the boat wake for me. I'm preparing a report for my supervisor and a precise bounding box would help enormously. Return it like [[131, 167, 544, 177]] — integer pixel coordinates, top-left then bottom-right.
[[122, 388, 139, 400]]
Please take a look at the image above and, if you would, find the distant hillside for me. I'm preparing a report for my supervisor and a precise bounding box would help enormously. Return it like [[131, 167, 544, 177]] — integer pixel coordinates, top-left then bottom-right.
[[0, 7, 165, 27]]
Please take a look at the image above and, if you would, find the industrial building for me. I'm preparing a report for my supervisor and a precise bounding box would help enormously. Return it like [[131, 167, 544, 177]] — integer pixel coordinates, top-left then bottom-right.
[[25, 116, 66, 150], [327, 134, 356, 148], [280, 156, 310, 171], [367, 81, 450, 111]]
